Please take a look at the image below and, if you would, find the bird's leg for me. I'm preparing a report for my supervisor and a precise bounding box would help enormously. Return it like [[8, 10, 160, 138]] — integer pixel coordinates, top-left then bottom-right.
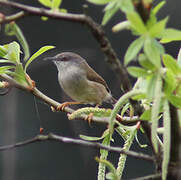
[[56, 101, 82, 111], [86, 104, 99, 125]]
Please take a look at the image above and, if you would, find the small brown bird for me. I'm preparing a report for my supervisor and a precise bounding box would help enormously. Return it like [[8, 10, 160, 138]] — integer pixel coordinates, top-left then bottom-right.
[[45, 52, 116, 110]]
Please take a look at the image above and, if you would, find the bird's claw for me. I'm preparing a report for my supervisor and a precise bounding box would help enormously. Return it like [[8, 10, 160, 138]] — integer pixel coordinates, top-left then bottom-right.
[[85, 113, 93, 126], [56, 102, 70, 111]]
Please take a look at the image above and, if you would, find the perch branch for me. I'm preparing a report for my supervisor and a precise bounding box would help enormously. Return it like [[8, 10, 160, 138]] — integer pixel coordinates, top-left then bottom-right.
[[0, 133, 154, 162], [0, 73, 139, 125]]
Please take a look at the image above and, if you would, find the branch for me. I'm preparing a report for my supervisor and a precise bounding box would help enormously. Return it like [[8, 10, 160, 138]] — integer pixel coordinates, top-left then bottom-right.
[[131, 173, 162, 180], [0, 11, 26, 23], [0, 133, 154, 162], [0, 73, 139, 125], [0, 0, 131, 92]]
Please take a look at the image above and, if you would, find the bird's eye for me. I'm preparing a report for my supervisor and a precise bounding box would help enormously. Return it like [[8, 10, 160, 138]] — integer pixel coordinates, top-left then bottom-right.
[[61, 56, 68, 61]]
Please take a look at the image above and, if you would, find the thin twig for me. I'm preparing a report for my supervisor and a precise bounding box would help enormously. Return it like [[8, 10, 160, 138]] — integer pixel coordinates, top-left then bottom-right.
[[130, 173, 162, 180], [0, 133, 154, 162], [0, 11, 26, 23], [0, 0, 131, 92]]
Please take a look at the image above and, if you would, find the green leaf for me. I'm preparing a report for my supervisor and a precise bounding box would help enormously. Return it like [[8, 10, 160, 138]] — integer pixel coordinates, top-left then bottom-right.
[[144, 37, 161, 68], [4, 41, 20, 64], [149, 17, 168, 38], [164, 69, 177, 95], [80, 129, 109, 141], [163, 54, 181, 75], [160, 28, 181, 43], [102, 1, 119, 25], [38, 0, 51, 7], [87, 0, 111, 5], [118, 0, 134, 13], [52, 0, 62, 9], [152, 1, 166, 15], [0, 66, 14, 74], [5, 22, 30, 61], [124, 36, 145, 65], [79, 135, 104, 141], [14, 63, 28, 85], [127, 12, 147, 34], [0, 45, 8, 57], [162, 100, 171, 180], [138, 53, 155, 70], [25, 45, 55, 71], [140, 109, 151, 121], [167, 94, 181, 108], [127, 66, 149, 78]]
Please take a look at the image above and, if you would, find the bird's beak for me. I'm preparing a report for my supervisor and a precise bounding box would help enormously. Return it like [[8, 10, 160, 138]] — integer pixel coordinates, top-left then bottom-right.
[[43, 56, 56, 61]]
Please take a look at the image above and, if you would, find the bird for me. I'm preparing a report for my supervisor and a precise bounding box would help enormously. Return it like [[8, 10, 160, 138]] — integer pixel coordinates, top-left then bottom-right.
[[44, 52, 116, 111]]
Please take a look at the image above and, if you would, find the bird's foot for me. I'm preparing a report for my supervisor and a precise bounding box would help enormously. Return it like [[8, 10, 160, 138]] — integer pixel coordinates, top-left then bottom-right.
[[56, 102, 71, 111], [85, 113, 94, 126], [52, 101, 82, 112]]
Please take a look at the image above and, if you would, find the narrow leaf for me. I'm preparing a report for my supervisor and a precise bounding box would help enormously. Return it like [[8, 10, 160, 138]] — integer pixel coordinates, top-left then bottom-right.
[[4, 41, 20, 64], [163, 54, 181, 75], [127, 66, 149, 78], [102, 2, 119, 25], [38, 0, 51, 7], [124, 36, 145, 65], [167, 95, 181, 108], [0, 66, 14, 74], [52, 0, 62, 9], [25, 45, 55, 71], [127, 12, 147, 34], [160, 28, 181, 43], [149, 17, 168, 38], [0, 45, 8, 57], [5, 22, 30, 61], [14, 63, 28, 85], [164, 69, 177, 95], [80, 129, 109, 141], [87, 0, 111, 5], [138, 53, 155, 70], [152, 1, 166, 15], [118, 0, 134, 13], [144, 37, 161, 68], [140, 109, 151, 121], [162, 100, 171, 180]]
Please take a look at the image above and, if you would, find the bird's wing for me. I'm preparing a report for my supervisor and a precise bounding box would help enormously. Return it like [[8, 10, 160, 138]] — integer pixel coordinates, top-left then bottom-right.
[[81, 61, 111, 93]]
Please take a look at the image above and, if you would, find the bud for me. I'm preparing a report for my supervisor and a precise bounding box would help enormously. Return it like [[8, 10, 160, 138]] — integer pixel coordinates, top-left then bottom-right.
[[112, 21, 130, 33]]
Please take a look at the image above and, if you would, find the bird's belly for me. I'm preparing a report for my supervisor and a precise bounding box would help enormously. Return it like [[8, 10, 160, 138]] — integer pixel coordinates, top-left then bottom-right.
[[58, 72, 88, 101], [58, 73, 107, 104]]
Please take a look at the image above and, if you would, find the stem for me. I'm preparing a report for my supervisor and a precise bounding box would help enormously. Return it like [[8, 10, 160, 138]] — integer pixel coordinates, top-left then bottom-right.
[[109, 89, 142, 135]]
